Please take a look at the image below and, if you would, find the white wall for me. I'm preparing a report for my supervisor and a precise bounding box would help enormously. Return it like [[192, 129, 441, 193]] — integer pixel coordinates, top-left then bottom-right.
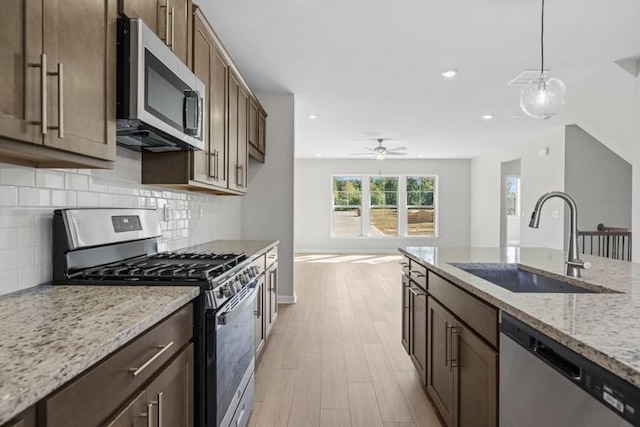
[[0, 147, 242, 296], [470, 128, 566, 249], [564, 125, 632, 233], [563, 62, 636, 163], [632, 70, 640, 262], [294, 158, 470, 252], [242, 94, 296, 302]]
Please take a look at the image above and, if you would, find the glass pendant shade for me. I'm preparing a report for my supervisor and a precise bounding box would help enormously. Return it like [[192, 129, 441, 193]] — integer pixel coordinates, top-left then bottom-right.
[[520, 76, 567, 119]]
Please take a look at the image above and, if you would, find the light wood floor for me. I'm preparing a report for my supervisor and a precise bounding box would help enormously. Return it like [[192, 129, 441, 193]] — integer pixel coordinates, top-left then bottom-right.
[[247, 254, 443, 427]]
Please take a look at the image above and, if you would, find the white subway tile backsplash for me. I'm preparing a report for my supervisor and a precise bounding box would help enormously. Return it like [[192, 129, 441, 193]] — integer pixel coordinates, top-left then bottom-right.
[[0, 186, 18, 206], [18, 188, 51, 206], [0, 165, 35, 186], [65, 174, 89, 191], [35, 170, 66, 189], [51, 190, 77, 207], [0, 149, 241, 296], [77, 191, 100, 206]]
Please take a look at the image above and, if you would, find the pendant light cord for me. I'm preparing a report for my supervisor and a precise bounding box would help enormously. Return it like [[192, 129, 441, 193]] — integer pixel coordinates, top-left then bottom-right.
[[540, 0, 545, 76]]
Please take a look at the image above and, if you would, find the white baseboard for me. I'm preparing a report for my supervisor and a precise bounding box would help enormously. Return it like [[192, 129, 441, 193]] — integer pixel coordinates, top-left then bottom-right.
[[278, 294, 297, 304], [295, 248, 399, 254]]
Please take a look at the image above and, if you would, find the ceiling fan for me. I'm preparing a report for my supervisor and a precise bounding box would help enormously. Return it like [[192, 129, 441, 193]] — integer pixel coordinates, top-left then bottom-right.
[[351, 139, 407, 159]]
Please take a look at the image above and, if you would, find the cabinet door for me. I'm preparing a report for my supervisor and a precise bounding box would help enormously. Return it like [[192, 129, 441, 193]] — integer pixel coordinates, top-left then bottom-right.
[[228, 72, 239, 190], [409, 283, 427, 384], [257, 110, 266, 153], [265, 262, 278, 338], [119, 0, 160, 34], [254, 275, 265, 356], [211, 45, 228, 187], [167, 0, 191, 66], [42, 0, 116, 161], [401, 274, 410, 353], [427, 297, 455, 427], [453, 321, 497, 427], [0, 0, 42, 145], [191, 14, 213, 185], [146, 344, 194, 427], [1, 406, 36, 427], [248, 98, 258, 149], [237, 86, 249, 192], [102, 391, 148, 427]]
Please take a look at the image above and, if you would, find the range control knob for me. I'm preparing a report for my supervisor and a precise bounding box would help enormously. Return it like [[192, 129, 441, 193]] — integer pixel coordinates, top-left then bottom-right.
[[221, 285, 232, 298]]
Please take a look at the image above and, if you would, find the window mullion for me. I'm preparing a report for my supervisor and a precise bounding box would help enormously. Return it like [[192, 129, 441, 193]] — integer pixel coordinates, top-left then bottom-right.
[[399, 176, 407, 236], [362, 177, 370, 236]]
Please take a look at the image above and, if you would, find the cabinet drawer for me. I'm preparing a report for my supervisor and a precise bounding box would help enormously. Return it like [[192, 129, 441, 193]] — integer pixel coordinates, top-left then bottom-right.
[[409, 261, 427, 290], [2, 406, 36, 427], [428, 272, 498, 347], [252, 254, 265, 276], [41, 304, 193, 427], [265, 247, 278, 269]]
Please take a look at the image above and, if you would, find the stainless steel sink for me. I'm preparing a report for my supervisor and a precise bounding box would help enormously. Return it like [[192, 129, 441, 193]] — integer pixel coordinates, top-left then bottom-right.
[[449, 263, 614, 294]]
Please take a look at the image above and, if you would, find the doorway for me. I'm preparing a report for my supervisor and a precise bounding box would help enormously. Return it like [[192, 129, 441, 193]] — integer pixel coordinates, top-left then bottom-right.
[[500, 160, 521, 247]]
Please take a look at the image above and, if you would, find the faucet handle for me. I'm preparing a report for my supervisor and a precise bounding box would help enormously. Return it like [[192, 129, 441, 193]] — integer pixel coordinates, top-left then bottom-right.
[[567, 259, 592, 270]]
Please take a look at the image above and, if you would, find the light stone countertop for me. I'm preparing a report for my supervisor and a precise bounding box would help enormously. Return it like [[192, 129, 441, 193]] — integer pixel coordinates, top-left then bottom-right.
[[399, 246, 640, 389], [0, 285, 200, 425]]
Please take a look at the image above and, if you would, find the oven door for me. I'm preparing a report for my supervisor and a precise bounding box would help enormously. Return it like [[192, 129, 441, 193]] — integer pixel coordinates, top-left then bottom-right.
[[207, 285, 256, 427]]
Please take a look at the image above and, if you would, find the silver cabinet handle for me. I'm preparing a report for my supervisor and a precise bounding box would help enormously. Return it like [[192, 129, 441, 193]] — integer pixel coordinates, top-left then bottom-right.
[[170, 7, 175, 51], [413, 272, 426, 278], [146, 403, 153, 427], [29, 53, 47, 134], [160, 0, 170, 44], [236, 407, 246, 426], [214, 150, 219, 180], [47, 63, 63, 138], [129, 341, 174, 377], [158, 392, 164, 427], [445, 322, 450, 368], [450, 326, 459, 369], [399, 262, 409, 267], [408, 287, 424, 297]]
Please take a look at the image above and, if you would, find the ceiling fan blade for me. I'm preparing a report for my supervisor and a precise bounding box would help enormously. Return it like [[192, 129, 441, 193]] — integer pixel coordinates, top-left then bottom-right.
[[364, 147, 376, 152], [387, 146, 407, 152], [385, 152, 408, 156], [350, 152, 374, 155]]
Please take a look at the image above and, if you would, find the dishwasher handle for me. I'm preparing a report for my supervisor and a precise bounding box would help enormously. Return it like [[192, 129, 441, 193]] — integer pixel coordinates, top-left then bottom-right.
[[533, 340, 582, 381]]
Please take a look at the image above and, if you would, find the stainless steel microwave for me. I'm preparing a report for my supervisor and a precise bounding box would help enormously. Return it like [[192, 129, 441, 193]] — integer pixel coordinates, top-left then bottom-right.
[[116, 19, 205, 152]]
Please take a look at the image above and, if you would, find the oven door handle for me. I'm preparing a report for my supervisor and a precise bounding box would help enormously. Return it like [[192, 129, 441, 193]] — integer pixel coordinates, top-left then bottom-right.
[[217, 285, 258, 326]]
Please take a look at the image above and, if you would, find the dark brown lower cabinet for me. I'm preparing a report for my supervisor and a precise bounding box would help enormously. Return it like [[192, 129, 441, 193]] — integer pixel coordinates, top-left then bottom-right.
[[427, 297, 497, 427], [1, 406, 36, 427], [103, 343, 194, 427], [427, 297, 455, 427], [103, 391, 148, 427], [401, 274, 410, 352], [254, 274, 266, 356], [409, 282, 427, 384]]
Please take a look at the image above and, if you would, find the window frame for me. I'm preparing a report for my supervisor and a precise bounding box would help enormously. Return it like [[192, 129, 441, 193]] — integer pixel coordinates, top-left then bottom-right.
[[330, 174, 439, 238]]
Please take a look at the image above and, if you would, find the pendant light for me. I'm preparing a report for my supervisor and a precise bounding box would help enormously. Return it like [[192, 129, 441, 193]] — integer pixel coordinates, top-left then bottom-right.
[[520, 0, 566, 119]]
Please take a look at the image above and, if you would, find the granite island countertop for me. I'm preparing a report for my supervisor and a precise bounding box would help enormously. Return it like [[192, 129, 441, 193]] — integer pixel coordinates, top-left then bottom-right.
[[399, 246, 640, 389], [0, 285, 200, 425]]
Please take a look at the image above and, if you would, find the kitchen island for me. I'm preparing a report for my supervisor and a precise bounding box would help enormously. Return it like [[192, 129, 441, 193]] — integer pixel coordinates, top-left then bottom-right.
[[400, 247, 640, 426], [0, 285, 199, 425]]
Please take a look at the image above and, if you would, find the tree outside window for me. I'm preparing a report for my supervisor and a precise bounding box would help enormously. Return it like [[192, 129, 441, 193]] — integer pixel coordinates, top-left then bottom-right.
[[406, 176, 436, 236], [370, 177, 398, 236], [332, 176, 362, 235]]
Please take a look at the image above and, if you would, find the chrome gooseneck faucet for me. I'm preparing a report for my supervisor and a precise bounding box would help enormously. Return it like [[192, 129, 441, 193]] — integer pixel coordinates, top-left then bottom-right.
[[529, 191, 591, 277]]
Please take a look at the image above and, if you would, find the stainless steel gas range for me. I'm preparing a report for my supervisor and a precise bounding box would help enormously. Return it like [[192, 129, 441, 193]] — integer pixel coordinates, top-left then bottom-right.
[[52, 208, 257, 427]]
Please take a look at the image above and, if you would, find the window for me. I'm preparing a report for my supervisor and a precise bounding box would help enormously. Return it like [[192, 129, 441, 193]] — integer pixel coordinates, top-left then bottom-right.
[[332, 176, 362, 236], [331, 174, 437, 237], [370, 176, 398, 236], [406, 176, 436, 236]]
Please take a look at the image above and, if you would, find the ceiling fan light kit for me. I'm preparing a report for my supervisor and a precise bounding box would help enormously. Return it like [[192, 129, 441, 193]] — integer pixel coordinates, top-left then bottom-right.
[[350, 138, 408, 159], [520, 0, 567, 119]]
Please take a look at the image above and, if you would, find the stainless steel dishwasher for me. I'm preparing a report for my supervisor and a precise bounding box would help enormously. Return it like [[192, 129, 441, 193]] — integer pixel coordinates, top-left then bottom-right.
[[500, 313, 639, 427]]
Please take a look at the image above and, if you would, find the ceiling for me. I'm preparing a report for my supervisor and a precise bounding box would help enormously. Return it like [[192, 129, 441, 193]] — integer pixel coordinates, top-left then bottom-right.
[[199, 0, 640, 159]]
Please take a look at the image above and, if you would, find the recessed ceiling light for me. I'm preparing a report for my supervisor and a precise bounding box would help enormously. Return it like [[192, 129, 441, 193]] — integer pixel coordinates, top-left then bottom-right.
[[308, 114, 317, 119], [511, 114, 523, 118], [440, 70, 458, 79], [481, 114, 494, 120], [315, 154, 322, 157], [418, 154, 424, 158]]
